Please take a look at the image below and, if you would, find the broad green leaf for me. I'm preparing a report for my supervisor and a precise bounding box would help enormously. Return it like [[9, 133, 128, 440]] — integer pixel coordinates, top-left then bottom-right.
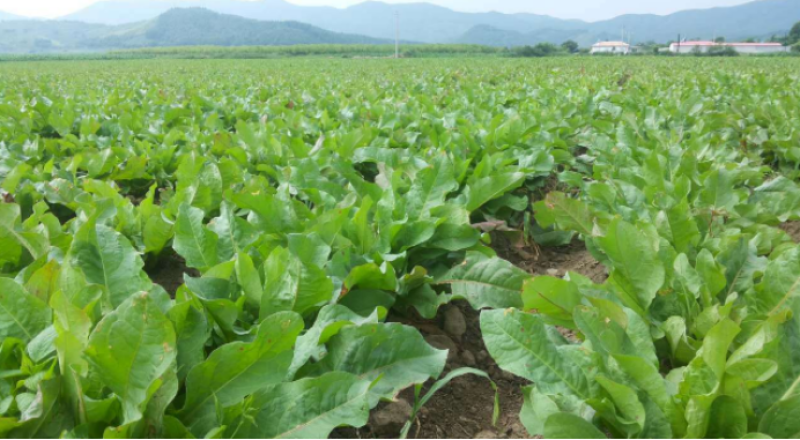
[[465, 172, 525, 212], [178, 311, 303, 436], [230, 191, 306, 235], [174, 204, 219, 270], [698, 168, 739, 212], [344, 262, 397, 292], [575, 305, 639, 361], [0, 203, 48, 265], [614, 354, 686, 437], [428, 223, 481, 251], [702, 318, 740, 379], [288, 304, 381, 378], [168, 301, 209, 382], [597, 219, 664, 315], [208, 201, 255, 263], [226, 372, 372, 439], [0, 278, 50, 343], [684, 394, 716, 439], [656, 200, 700, 255], [391, 220, 437, 252], [8, 376, 72, 438], [235, 252, 262, 307], [24, 258, 60, 303], [310, 323, 446, 403], [26, 325, 56, 363], [719, 238, 767, 297], [543, 413, 605, 439], [436, 252, 527, 309], [696, 249, 727, 299], [70, 221, 152, 308], [287, 232, 331, 268], [534, 192, 595, 236], [753, 246, 800, 316], [140, 185, 174, 255], [522, 276, 581, 327], [519, 385, 559, 437], [594, 375, 646, 435], [338, 288, 396, 317], [260, 247, 333, 318], [759, 394, 800, 439], [405, 154, 458, 218], [84, 292, 176, 425], [726, 359, 778, 389], [395, 284, 451, 319], [481, 308, 591, 398], [706, 395, 748, 439]]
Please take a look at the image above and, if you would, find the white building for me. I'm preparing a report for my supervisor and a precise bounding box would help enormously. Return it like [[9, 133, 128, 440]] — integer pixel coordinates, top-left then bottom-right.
[[669, 41, 787, 54], [590, 41, 631, 55]]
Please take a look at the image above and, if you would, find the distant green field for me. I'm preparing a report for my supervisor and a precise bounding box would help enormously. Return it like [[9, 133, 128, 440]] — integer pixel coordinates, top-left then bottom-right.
[[0, 43, 506, 61], [2, 57, 800, 439]]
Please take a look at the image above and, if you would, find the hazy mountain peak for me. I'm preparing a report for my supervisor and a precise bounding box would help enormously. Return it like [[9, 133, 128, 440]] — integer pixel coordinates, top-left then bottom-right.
[[0, 10, 25, 21]]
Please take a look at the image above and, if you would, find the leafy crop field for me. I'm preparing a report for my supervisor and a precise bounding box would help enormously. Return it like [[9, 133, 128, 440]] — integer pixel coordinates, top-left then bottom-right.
[[1, 57, 800, 439]]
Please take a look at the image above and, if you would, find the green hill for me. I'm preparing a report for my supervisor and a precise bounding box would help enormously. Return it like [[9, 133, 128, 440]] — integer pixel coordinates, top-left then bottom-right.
[[0, 8, 388, 54], [456, 25, 580, 47], [93, 8, 388, 49]]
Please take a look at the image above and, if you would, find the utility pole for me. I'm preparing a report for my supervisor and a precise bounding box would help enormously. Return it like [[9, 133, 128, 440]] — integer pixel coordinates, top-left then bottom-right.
[[395, 11, 399, 59]]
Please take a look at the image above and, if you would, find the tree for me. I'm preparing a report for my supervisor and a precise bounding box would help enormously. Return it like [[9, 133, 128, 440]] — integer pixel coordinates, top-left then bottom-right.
[[714, 36, 726, 43], [513, 43, 559, 58], [561, 40, 579, 53], [789, 21, 800, 45]]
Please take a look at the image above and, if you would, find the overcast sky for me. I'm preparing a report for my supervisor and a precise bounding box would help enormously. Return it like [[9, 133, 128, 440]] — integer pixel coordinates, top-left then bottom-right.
[[1, 0, 753, 21]]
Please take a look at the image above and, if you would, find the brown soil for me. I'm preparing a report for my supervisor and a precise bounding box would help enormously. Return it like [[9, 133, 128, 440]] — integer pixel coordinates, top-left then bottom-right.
[[146, 249, 199, 297], [336, 301, 531, 440], [491, 231, 607, 284], [336, 234, 606, 439], [398, 303, 531, 439], [780, 221, 800, 243]]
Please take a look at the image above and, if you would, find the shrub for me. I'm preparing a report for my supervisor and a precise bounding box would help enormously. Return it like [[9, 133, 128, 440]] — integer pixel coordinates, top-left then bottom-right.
[[512, 43, 560, 58]]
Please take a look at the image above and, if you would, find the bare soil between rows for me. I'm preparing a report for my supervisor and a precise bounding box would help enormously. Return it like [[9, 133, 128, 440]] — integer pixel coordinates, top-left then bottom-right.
[[780, 221, 800, 243]]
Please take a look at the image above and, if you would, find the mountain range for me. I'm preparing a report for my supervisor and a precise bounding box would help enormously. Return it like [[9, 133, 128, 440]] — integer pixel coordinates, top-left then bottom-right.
[[0, 8, 387, 53], [56, 0, 800, 45], [0, 10, 23, 21], [57, 0, 587, 44], [0, 0, 798, 53]]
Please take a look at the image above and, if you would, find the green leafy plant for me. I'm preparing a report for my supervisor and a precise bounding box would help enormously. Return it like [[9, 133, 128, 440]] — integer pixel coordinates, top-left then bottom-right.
[[1, 56, 800, 439]]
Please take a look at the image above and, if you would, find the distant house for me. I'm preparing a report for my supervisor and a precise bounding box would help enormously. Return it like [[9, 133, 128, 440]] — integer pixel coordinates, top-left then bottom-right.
[[590, 41, 631, 55], [669, 41, 787, 54]]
